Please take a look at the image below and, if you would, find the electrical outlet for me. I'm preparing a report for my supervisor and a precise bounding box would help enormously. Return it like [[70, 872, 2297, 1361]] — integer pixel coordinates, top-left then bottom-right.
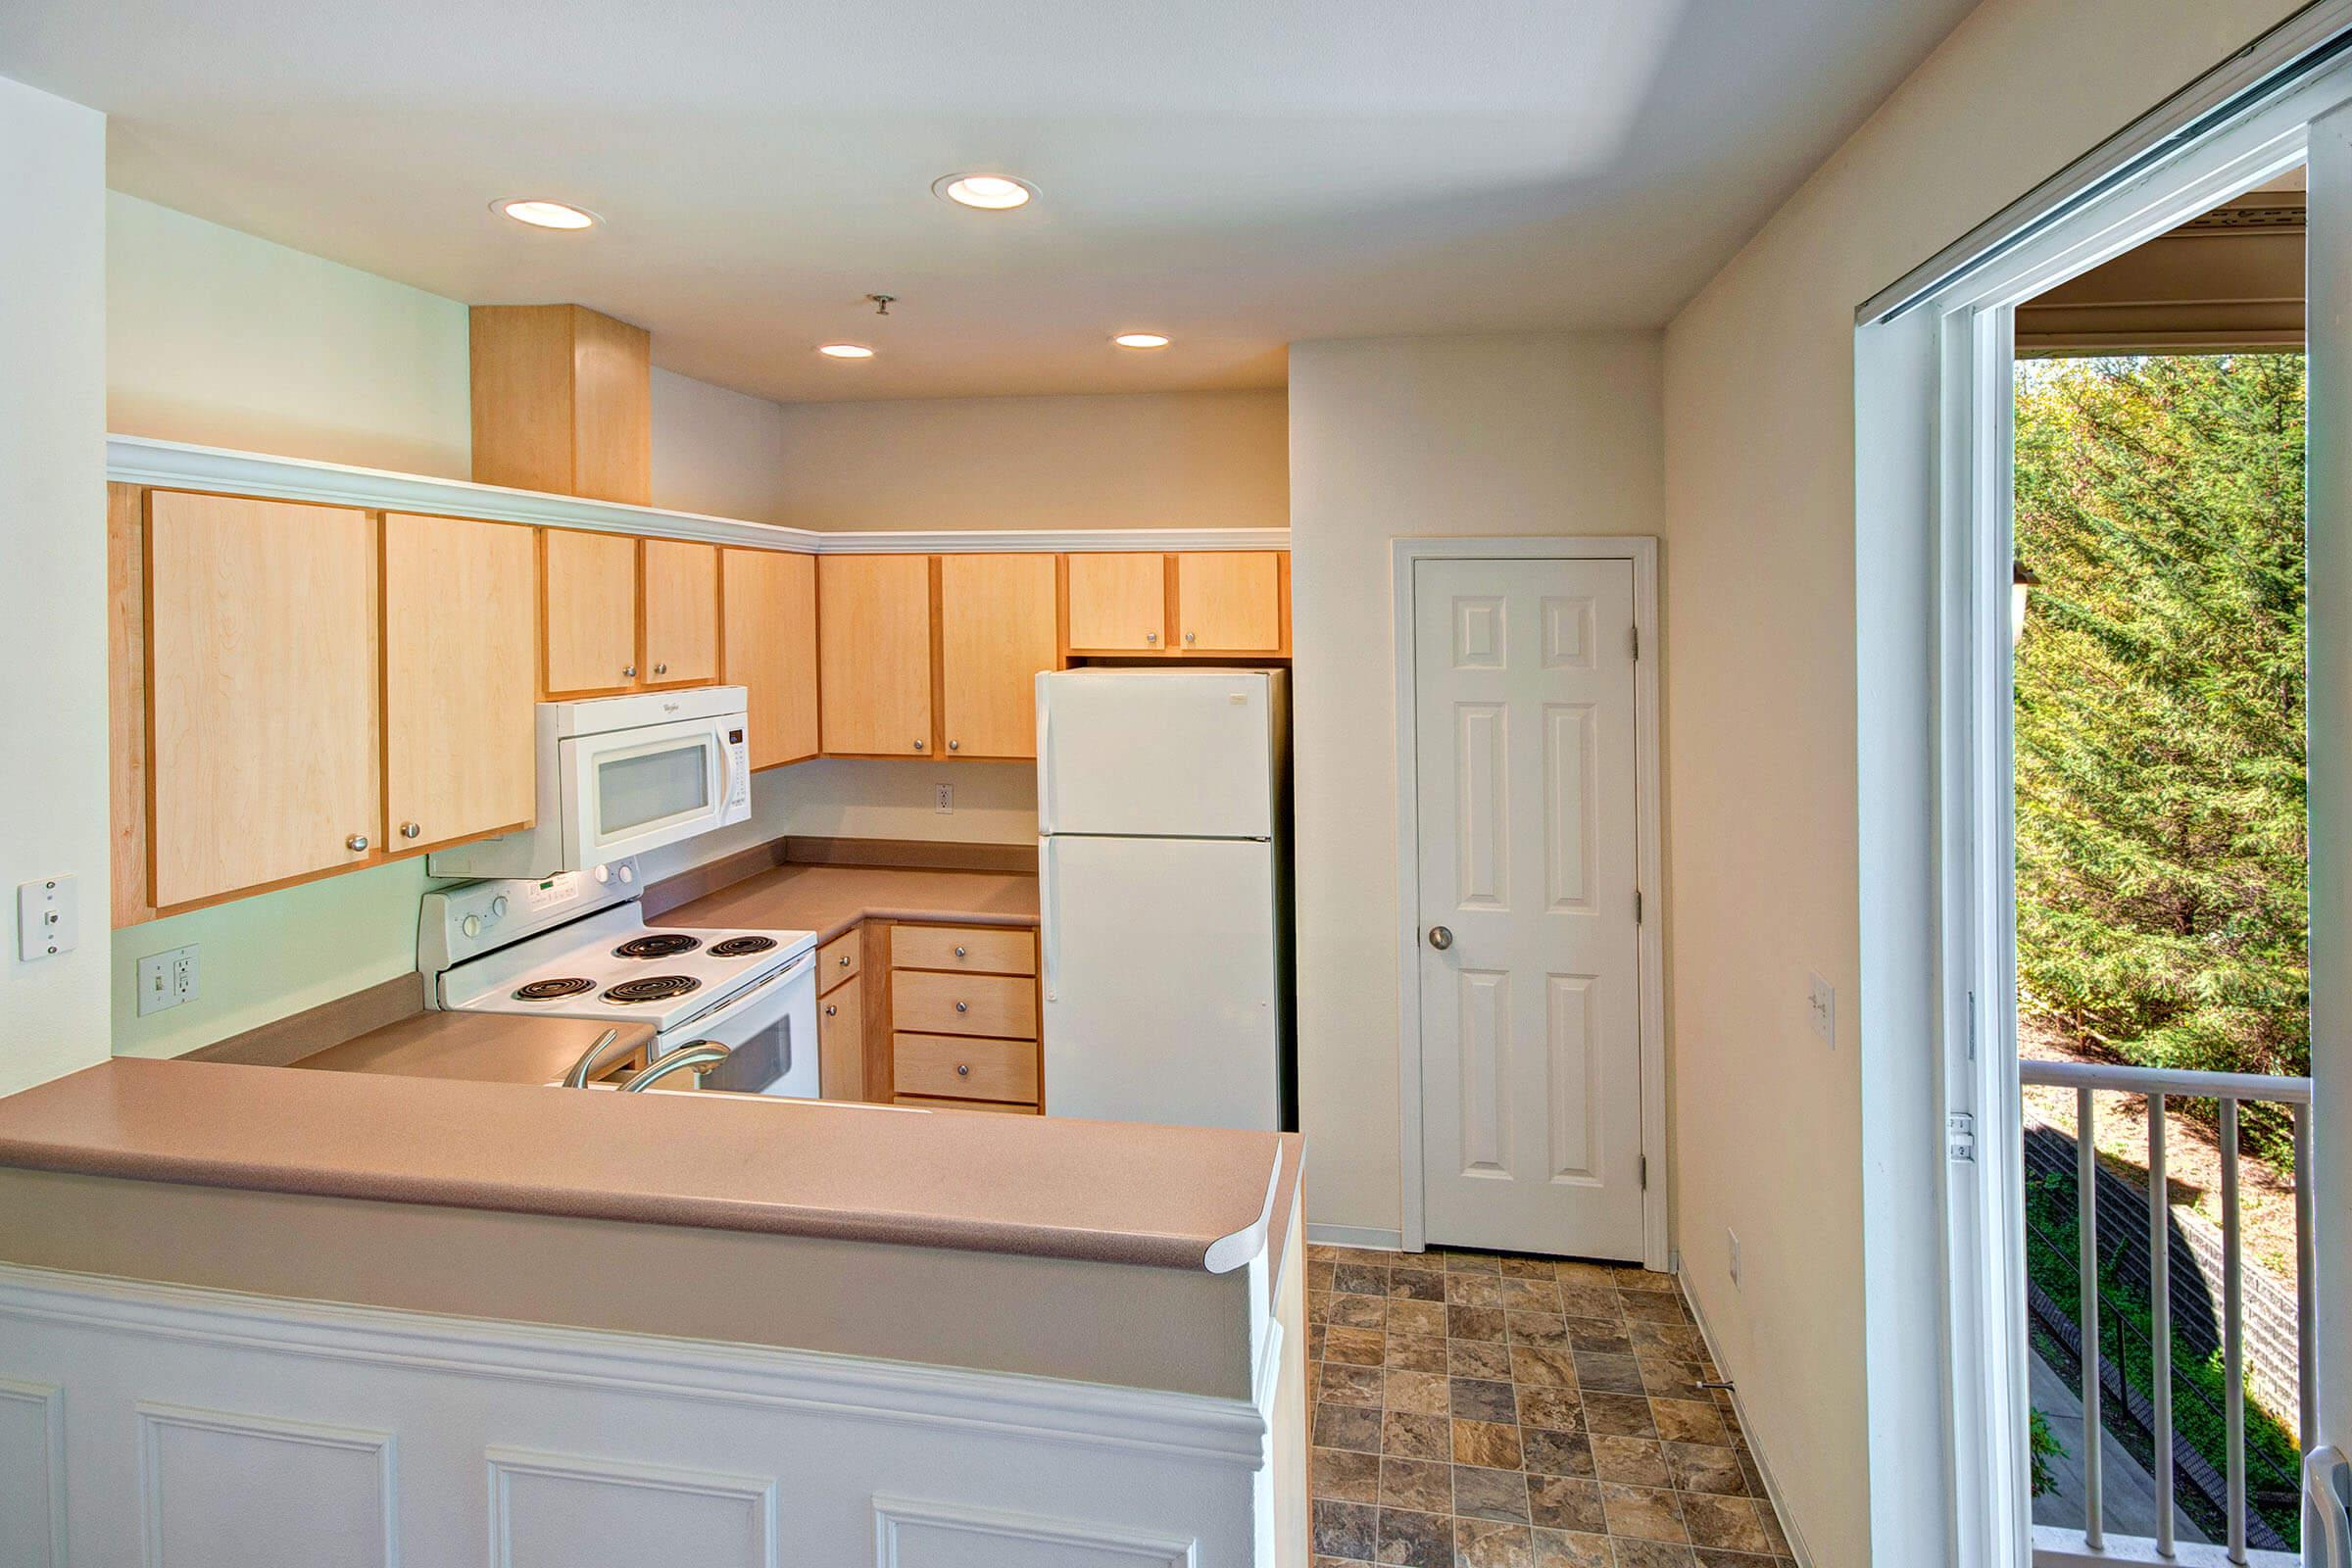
[[1728, 1229, 1741, 1287], [935, 783, 954, 814], [1807, 972, 1836, 1048], [136, 944, 199, 1015]]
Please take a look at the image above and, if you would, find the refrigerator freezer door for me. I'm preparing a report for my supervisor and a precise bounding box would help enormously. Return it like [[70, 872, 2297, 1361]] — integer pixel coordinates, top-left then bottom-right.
[[1036, 669, 1275, 838], [1041, 832, 1280, 1130]]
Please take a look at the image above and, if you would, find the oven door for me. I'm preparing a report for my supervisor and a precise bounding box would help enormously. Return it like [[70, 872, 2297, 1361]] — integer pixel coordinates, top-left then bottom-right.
[[665, 953, 818, 1099], [559, 715, 733, 867]]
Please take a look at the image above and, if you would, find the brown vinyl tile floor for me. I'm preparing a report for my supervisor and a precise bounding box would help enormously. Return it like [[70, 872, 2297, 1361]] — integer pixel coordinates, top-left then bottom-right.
[[1306, 1244, 1797, 1568]]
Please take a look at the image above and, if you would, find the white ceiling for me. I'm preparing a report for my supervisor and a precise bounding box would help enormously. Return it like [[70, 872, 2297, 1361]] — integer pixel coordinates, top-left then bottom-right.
[[1, 0, 1977, 403]]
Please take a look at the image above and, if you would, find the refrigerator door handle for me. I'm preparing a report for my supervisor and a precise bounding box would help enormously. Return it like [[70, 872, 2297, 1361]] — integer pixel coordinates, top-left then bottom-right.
[[1039, 836, 1060, 1002]]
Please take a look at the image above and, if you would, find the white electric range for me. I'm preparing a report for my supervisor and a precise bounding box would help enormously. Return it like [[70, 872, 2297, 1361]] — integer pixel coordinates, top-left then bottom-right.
[[419, 859, 820, 1096]]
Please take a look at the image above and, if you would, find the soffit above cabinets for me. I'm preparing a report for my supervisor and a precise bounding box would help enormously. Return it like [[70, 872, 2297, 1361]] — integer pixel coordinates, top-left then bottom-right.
[[105, 434, 1289, 555]]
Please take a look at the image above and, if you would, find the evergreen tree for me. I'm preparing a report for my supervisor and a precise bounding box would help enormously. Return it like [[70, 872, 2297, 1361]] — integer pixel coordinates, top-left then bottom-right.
[[2013, 354, 2307, 1146]]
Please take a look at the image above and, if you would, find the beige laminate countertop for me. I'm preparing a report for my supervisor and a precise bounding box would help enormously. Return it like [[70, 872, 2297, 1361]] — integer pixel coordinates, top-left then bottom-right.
[[653, 861, 1039, 942], [0, 1057, 1292, 1274], [290, 1010, 657, 1087]]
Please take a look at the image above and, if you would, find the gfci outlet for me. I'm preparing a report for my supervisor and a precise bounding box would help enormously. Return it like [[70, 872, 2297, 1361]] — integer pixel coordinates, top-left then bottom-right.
[[935, 783, 954, 814], [136, 944, 200, 1015], [1807, 972, 1836, 1048], [1728, 1229, 1741, 1287]]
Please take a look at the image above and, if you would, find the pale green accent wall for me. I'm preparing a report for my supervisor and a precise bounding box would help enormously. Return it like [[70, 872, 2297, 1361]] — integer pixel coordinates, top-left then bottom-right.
[[107, 193, 472, 478], [111, 861, 445, 1059]]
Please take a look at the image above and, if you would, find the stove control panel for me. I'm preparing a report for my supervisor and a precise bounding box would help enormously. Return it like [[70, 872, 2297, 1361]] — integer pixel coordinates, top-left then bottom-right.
[[420, 858, 643, 974]]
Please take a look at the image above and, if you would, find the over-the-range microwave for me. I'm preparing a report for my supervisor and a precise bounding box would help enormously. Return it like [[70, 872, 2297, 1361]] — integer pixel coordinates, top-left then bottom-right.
[[429, 687, 752, 880]]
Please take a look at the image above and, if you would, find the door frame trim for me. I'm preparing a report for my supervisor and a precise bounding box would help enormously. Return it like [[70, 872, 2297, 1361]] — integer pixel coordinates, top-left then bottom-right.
[[1390, 535, 1667, 1270]]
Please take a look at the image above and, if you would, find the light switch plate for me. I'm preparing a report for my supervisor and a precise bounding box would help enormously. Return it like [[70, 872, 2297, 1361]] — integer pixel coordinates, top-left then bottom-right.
[[16, 876, 77, 961], [1807, 972, 1836, 1048]]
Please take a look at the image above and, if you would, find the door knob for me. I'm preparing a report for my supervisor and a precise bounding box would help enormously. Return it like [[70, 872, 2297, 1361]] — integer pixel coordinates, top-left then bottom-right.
[[956, 1063, 971, 1077], [948, 739, 960, 752], [956, 1001, 969, 1013], [347, 833, 371, 853], [400, 821, 421, 840], [1147, 631, 1159, 645], [622, 663, 637, 678], [654, 662, 668, 676], [913, 739, 926, 752], [1184, 631, 1197, 645], [824, 1004, 838, 1017], [1427, 925, 1453, 951]]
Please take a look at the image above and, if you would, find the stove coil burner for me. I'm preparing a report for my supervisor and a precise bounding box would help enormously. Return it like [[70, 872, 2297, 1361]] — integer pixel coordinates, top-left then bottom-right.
[[613, 933, 702, 959], [514, 977, 596, 1002], [604, 974, 703, 1004], [709, 935, 778, 957]]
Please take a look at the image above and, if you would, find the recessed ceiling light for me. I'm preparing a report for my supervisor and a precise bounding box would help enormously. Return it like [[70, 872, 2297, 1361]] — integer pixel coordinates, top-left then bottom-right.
[[934, 172, 1035, 211], [493, 198, 598, 230], [817, 343, 876, 360], [1113, 332, 1172, 350]]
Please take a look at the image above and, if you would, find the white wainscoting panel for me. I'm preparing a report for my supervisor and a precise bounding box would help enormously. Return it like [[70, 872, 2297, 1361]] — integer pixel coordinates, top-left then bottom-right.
[[487, 1448, 776, 1568], [137, 1402, 396, 1568], [0, 1377, 65, 1568], [873, 1495, 1198, 1568]]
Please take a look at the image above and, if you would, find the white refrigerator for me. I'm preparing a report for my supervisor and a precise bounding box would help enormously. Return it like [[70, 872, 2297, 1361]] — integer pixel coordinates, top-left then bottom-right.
[[1036, 667, 1291, 1131]]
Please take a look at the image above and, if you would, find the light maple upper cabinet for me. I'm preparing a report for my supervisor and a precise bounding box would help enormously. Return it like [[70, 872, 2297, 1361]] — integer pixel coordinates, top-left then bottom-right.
[[1063, 552, 1167, 652], [721, 548, 818, 769], [470, 304, 651, 506], [146, 491, 381, 909], [818, 554, 933, 756], [1175, 551, 1287, 653], [382, 513, 538, 852], [939, 554, 1059, 759], [542, 528, 641, 696], [642, 539, 719, 686]]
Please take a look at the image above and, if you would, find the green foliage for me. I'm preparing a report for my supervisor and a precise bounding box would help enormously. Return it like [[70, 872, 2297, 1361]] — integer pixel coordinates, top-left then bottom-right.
[[2014, 354, 2309, 1144], [2028, 1405, 2065, 1498]]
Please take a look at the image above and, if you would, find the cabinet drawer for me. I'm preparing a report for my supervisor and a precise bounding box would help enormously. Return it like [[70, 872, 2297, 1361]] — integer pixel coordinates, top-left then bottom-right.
[[817, 979, 864, 1101], [891, 924, 1035, 976], [893, 1095, 1041, 1116], [890, 969, 1038, 1038], [893, 1033, 1040, 1102], [817, 929, 861, 994]]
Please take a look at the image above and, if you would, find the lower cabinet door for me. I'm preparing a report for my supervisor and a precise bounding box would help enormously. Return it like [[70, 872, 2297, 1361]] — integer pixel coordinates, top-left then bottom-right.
[[817, 977, 865, 1101]]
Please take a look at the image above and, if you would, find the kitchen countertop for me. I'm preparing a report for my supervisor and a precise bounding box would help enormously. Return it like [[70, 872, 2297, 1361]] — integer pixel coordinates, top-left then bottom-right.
[[653, 861, 1038, 943], [289, 1010, 658, 1087], [0, 1057, 1292, 1274]]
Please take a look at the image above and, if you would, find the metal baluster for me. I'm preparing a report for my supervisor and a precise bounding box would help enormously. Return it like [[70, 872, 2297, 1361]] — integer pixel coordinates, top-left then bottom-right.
[[2296, 1102, 2318, 1456], [2079, 1085, 2105, 1549], [2150, 1092, 2175, 1558], [2222, 1099, 2246, 1564]]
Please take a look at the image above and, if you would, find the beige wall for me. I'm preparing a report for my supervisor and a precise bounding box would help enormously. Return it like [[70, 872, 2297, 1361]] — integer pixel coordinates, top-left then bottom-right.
[[107, 193, 473, 478], [0, 78, 109, 1096], [1658, 1, 2306, 1560], [1286, 331, 1664, 1243], [767, 389, 1288, 531], [649, 367, 794, 525]]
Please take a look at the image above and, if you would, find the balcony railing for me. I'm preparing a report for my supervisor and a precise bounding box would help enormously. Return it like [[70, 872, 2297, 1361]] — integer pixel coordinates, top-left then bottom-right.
[[2020, 1057, 2314, 1568]]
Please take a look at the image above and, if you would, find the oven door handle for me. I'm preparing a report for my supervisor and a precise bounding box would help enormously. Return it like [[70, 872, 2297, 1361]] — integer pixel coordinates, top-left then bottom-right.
[[672, 951, 811, 1033]]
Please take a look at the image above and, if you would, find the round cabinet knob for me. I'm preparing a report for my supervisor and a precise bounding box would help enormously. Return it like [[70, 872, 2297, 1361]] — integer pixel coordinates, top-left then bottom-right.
[[948, 740, 960, 752], [955, 1001, 969, 1013], [824, 1004, 838, 1017], [956, 1063, 971, 1077], [1184, 631, 1197, 646], [954, 946, 967, 958], [1427, 925, 1454, 951], [400, 820, 421, 840], [462, 914, 482, 939], [1146, 631, 1158, 645], [622, 663, 637, 678], [912, 739, 926, 752], [655, 662, 668, 676], [490, 896, 510, 918], [837, 953, 853, 968], [346, 833, 370, 853]]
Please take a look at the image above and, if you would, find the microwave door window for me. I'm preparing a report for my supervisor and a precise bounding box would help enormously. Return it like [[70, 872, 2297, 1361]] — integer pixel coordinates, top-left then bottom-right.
[[598, 744, 710, 834]]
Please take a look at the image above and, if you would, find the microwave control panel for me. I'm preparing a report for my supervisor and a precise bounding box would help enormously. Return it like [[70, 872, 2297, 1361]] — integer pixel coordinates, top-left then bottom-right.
[[724, 726, 752, 818]]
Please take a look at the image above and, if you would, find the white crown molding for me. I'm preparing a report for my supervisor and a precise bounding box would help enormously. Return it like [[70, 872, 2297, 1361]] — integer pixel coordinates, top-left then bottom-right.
[[0, 1263, 1270, 1471], [106, 435, 1290, 555]]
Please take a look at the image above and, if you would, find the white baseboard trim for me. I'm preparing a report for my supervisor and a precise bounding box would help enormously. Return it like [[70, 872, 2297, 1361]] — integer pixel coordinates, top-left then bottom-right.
[[1303, 1224, 1406, 1252], [0, 1263, 1267, 1470], [1677, 1274, 1815, 1568]]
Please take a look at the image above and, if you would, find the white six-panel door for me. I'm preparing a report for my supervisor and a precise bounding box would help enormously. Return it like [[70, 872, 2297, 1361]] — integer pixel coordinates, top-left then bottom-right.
[[1413, 556, 1645, 1260]]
